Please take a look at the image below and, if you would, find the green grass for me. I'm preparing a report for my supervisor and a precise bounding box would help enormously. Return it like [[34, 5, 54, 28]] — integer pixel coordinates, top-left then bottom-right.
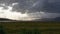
[[1, 21, 60, 34]]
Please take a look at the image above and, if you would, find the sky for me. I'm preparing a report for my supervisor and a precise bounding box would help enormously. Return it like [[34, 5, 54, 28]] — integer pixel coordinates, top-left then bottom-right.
[[0, 0, 60, 21]]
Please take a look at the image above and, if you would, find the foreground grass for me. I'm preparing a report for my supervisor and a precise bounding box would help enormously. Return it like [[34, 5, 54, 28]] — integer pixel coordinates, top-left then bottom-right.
[[0, 21, 60, 34]]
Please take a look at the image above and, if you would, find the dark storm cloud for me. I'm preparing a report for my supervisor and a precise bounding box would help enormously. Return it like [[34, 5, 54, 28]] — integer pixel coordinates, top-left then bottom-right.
[[0, 0, 60, 21], [0, 0, 60, 13], [43, 0, 60, 13], [29, 0, 60, 13], [0, 0, 37, 13]]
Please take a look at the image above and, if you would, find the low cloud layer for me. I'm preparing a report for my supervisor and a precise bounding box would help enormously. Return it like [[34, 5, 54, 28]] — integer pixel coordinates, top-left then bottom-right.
[[0, 3, 60, 21], [0, 0, 60, 21]]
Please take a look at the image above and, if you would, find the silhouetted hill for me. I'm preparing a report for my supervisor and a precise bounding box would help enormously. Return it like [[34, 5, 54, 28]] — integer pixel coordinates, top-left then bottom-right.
[[54, 17, 60, 21], [0, 17, 60, 21], [0, 18, 12, 21]]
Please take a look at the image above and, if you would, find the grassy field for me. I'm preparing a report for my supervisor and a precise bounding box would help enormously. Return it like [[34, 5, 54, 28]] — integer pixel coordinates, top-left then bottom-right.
[[0, 21, 60, 34]]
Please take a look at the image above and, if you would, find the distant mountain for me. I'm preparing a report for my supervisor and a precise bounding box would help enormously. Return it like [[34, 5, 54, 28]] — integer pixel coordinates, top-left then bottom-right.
[[0, 18, 17, 22], [54, 17, 60, 21], [34, 17, 60, 21], [0, 18, 12, 21], [0, 17, 60, 21]]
